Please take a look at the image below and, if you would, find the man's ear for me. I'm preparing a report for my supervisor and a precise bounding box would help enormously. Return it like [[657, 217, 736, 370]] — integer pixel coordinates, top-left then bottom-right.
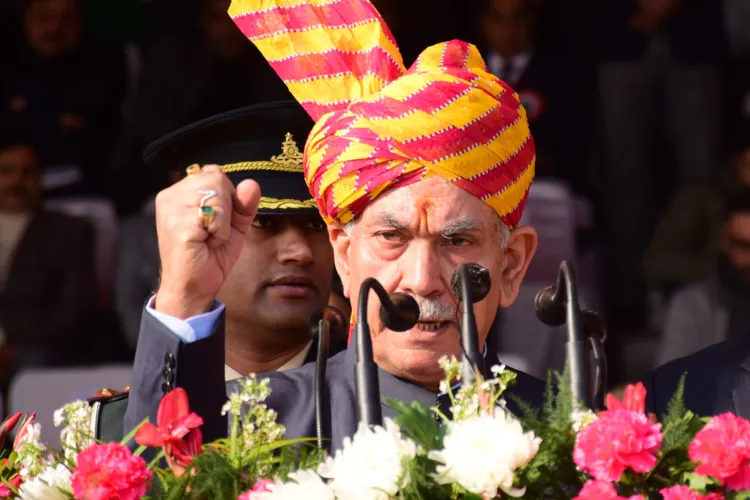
[[498, 225, 538, 308], [328, 223, 353, 299]]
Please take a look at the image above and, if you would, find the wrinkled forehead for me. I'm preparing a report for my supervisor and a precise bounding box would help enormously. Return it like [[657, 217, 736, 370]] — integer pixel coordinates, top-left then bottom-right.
[[358, 177, 500, 233]]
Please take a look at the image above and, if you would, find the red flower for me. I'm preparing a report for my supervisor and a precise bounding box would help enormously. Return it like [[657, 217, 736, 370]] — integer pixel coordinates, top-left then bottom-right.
[[72, 442, 152, 500], [0, 413, 21, 445], [660, 485, 724, 500], [689, 413, 750, 490], [238, 479, 274, 499], [12, 412, 36, 449], [0, 476, 22, 498], [573, 480, 644, 500], [135, 387, 203, 466], [606, 383, 647, 414], [574, 408, 663, 481]]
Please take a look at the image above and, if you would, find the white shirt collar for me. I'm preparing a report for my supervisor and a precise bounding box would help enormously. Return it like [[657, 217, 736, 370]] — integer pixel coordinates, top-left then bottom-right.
[[486, 49, 532, 87], [224, 341, 313, 381]]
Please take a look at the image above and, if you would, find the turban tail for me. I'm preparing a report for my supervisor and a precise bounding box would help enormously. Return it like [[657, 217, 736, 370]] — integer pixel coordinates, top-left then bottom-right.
[[229, 0, 535, 227]]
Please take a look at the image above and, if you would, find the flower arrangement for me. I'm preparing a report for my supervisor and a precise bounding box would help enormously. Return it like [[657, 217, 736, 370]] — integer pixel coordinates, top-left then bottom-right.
[[2, 361, 750, 499]]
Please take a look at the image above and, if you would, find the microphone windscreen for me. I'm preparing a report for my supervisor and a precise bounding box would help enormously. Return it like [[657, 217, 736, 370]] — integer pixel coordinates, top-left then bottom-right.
[[450, 263, 491, 304], [534, 286, 566, 326], [380, 292, 420, 332]]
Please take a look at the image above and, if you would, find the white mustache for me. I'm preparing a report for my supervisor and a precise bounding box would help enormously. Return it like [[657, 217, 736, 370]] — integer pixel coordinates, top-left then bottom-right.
[[413, 297, 456, 322]]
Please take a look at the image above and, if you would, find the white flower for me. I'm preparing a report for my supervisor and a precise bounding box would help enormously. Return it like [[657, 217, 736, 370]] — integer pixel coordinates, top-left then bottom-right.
[[318, 418, 417, 500], [571, 409, 598, 433], [251, 470, 334, 500], [428, 413, 541, 497], [53, 401, 94, 463], [17, 464, 72, 500]]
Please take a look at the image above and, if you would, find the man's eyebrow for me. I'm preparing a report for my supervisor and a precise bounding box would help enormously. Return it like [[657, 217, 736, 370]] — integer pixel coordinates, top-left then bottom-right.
[[440, 217, 483, 237], [371, 213, 408, 230]]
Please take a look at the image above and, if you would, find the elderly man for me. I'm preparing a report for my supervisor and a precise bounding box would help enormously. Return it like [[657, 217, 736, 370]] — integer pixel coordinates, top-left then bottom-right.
[[123, 0, 544, 449]]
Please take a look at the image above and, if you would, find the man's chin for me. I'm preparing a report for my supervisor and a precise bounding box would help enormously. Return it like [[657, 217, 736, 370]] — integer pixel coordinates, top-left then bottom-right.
[[377, 349, 459, 389]]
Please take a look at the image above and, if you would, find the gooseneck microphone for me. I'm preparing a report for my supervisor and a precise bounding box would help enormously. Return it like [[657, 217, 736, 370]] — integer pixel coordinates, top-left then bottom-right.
[[308, 306, 347, 450], [532, 260, 593, 409], [355, 279, 420, 428], [450, 263, 492, 384]]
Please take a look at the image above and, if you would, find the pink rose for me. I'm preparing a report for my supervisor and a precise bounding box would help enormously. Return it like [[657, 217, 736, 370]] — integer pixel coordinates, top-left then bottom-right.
[[238, 479, 274, 500], [660, 485, 724, 500], [574, 408, 663, 481], [72, 443, 153, 500], [574, 480, 644, 500], [689, 413, 750, 491]]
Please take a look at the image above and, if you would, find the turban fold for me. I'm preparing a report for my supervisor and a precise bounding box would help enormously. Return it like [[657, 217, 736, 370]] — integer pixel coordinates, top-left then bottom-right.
[[229, 0, 535, 227]]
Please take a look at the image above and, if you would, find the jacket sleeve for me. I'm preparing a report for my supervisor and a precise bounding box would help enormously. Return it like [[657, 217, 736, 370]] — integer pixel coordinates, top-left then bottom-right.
[[123, 308, 229, 445]]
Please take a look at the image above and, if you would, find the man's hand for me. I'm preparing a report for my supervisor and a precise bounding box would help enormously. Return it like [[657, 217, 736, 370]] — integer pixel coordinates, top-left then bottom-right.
[[154, 165, 261, 319]]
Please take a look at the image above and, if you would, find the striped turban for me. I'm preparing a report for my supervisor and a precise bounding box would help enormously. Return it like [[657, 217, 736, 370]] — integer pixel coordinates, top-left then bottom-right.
[[229, 0, 535, 227]]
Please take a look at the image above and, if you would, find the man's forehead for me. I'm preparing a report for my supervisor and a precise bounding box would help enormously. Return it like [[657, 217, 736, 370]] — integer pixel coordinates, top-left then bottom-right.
[[365, 209, 487, 231]]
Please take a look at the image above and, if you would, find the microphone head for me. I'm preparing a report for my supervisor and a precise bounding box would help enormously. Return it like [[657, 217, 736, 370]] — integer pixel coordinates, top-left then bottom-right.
[[534, 286, 566, 326], [309, 306, 348, 338], [450, 263, 491, 304], [380, 292, 420, 332]]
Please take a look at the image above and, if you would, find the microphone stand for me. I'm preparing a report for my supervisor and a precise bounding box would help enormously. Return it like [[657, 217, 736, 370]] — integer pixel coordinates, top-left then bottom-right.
[[581, 311, 607, 410], [355, 278, 387, 428], [308, 305, 345, 450], [314, 317, 330, 450], [555, 261, 592, 409], [456, 265, 486, 385]]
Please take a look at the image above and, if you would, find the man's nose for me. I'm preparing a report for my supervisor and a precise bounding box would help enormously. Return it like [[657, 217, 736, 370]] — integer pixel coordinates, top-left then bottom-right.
[[277, 226, 314, 265], [399, 242, 445, 298]]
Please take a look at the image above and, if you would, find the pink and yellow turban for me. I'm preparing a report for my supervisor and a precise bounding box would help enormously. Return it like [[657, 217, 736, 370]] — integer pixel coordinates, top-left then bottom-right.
[[228, 0, 535, 227]]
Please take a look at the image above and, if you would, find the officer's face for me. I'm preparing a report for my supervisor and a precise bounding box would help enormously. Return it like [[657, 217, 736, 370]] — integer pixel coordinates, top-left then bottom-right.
[[217, 214, 333, 347], [329, 176, 537, 389]]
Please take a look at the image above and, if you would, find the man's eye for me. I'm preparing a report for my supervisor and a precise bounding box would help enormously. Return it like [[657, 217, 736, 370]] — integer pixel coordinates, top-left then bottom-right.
[[378, 231, 402, 242], [447, 237, 470, 247], [306, 220, 326, 231], [252, 217, 273, 229]]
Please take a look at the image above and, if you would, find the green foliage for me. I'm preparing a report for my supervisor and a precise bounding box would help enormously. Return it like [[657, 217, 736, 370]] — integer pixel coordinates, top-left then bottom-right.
[[386, 398, 444, 452], [513, 368, 584, 499]]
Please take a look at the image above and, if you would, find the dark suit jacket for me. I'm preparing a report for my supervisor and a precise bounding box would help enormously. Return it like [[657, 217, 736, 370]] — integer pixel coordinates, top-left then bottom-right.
[[644, 334, 750, 419], [124, 309, 546, 451], [0, 210, 96, 353]]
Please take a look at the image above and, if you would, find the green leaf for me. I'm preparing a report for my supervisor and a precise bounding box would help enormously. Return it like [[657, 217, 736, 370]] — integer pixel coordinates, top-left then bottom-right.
[[120, 417, 150, 447], [682, 472, 717, 490], [385, 398, 443, 451]]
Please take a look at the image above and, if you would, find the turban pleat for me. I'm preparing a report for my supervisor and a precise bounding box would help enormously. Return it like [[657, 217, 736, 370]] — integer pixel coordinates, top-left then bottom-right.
[[229, 0, 535, 227]]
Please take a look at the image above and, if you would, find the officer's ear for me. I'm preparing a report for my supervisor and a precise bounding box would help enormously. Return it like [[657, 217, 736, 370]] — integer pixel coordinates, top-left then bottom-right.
[[328, 223, 352, 299]]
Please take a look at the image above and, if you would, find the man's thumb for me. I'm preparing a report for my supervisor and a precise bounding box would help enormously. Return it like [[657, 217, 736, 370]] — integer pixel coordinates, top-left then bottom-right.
[[232, 179, 261, 232]]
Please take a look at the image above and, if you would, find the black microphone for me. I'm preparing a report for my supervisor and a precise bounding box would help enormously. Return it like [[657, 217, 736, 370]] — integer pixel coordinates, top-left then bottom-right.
[[532, 261, 592, 409], [450, 263, 491, 384], [308, 306, 347, 450], [355, 279, 420, 428]]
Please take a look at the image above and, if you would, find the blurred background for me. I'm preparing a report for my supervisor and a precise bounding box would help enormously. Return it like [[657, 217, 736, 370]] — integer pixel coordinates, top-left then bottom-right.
[[1, 0, 749, 426]]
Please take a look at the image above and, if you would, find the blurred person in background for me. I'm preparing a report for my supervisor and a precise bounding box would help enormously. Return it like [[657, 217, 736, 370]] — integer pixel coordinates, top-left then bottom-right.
[[479, 0, 594, 193], [644, 126, 750, 293], [595, 0, 725, 324], [108, 0, 292, 215], [0, 125, 96, 394], [0, 0, 128, 196], [655, 190, 750, 365]]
